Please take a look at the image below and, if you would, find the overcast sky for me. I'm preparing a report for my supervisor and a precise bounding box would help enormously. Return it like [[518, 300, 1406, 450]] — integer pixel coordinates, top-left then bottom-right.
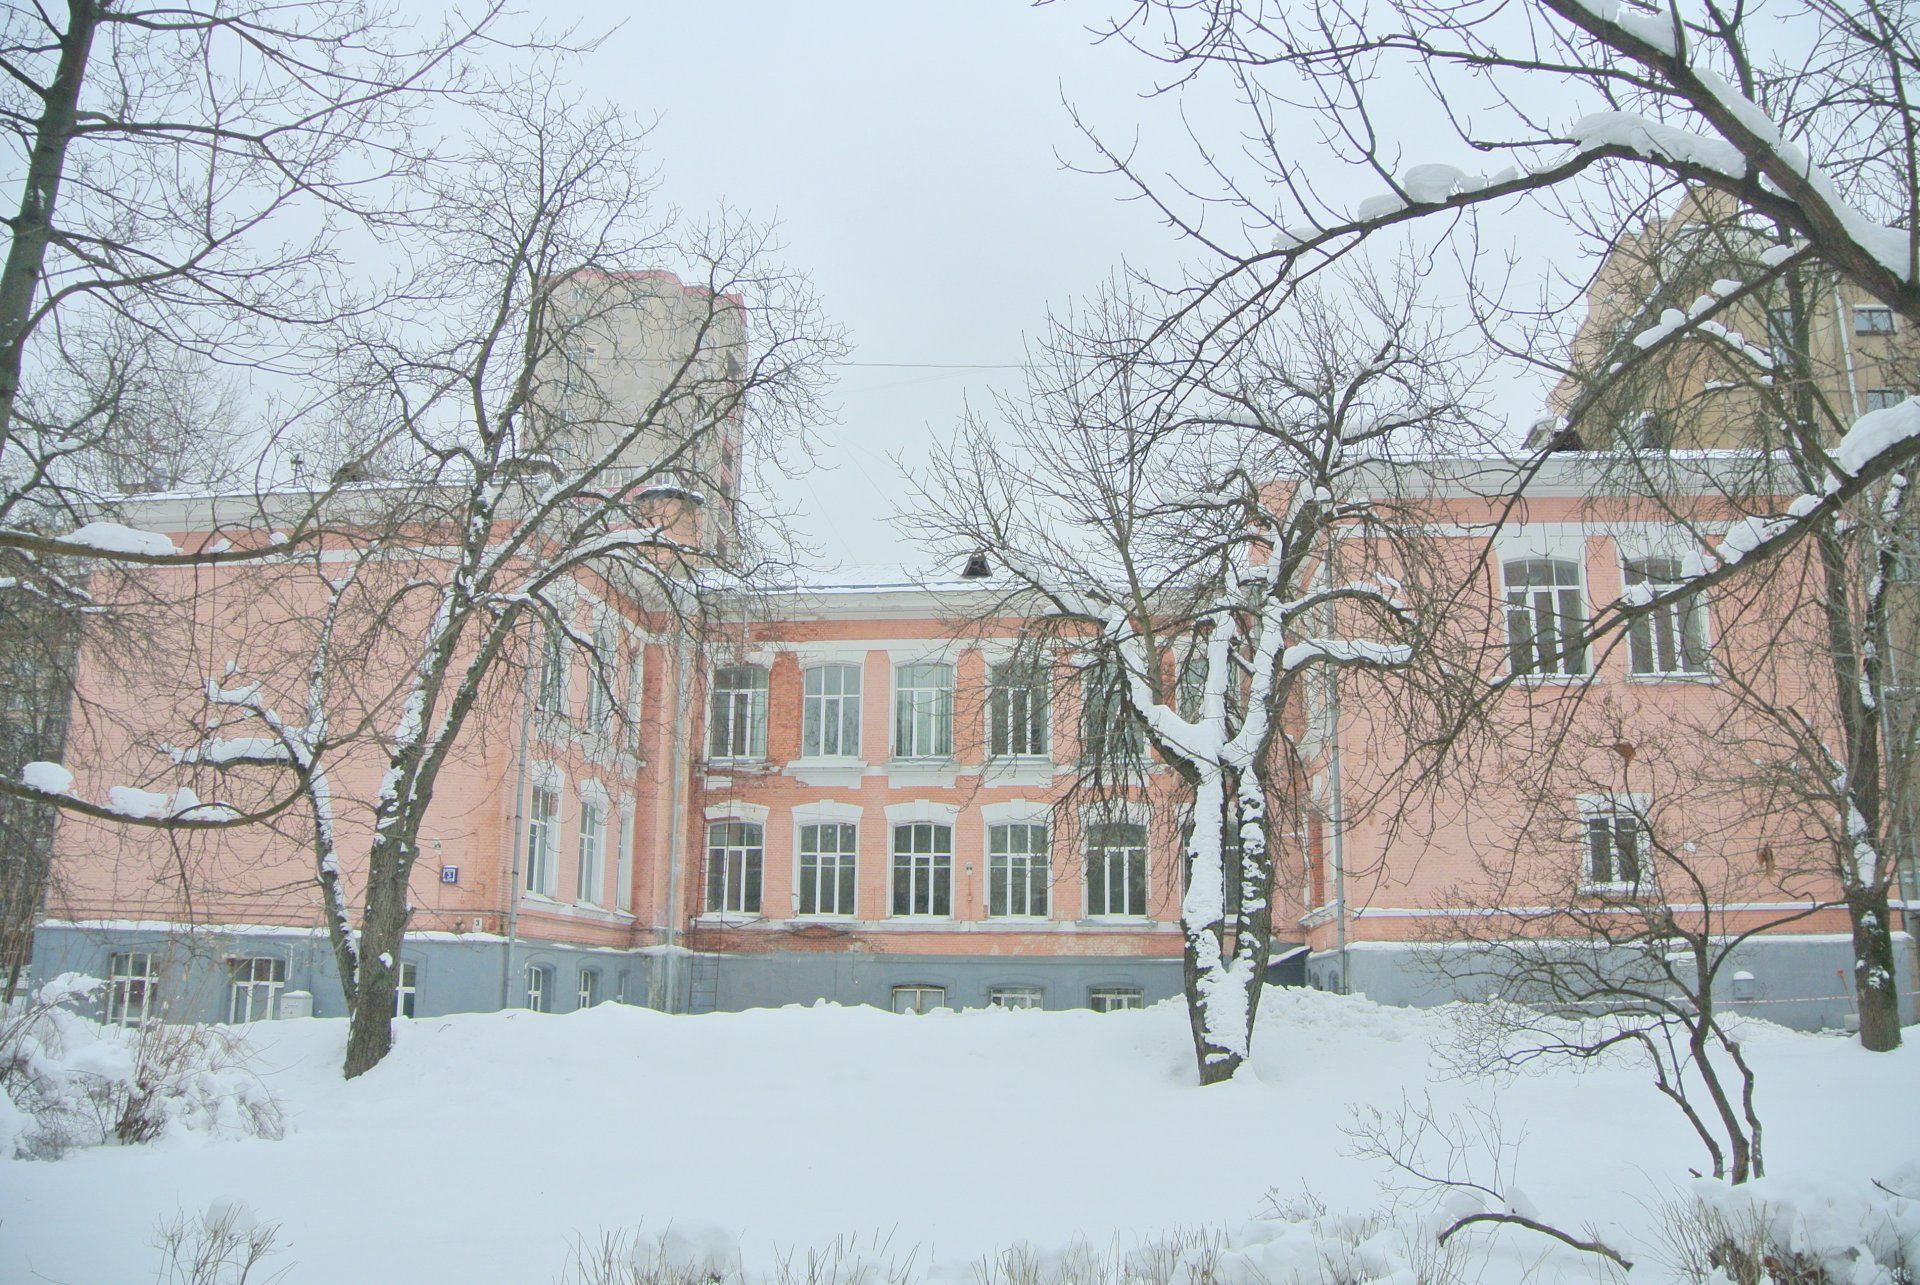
[[553, 3, 1562, 572]]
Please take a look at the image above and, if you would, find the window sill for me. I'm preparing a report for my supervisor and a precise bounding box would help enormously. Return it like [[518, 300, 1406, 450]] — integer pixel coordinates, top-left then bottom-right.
[[694, 912, 764, 926], [1080, 916, 1155, 927], [1623, 671, 1714, 685], [789, 759, 866, 788], [1508, 673, 1586, 686]]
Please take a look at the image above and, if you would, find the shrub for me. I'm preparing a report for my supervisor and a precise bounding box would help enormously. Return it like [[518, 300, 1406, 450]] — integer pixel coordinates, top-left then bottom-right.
[[0, 974, 283, 1160]]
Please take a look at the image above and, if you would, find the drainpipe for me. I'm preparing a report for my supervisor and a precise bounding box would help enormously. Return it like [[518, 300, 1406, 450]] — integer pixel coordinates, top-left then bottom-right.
[[1832, 286, 1863, 420], [657, 623, 695, 1013], [500, 629, 536, 1009], [1323, 520, 1350, 994]]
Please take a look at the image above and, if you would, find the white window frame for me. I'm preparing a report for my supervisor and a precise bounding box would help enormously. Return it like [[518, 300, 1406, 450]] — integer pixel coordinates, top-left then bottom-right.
[[890, 820, 954, 917], [708, 664, 769, 761], [705, 818, 765, 916], [107, 951, 159, 1026], [394, 961, 418, 1018], [525, 962, 552, 1013], [615, 798, 636, 913], [987, 821, 1051, 919], [584, 621, 616, 729], [796, 817, 859, 918], [1089, 986, 1144, 1013], [623, 644, 647, 753], [227, 956, 286, 1024], [526, 778, 561, 898], [801, 663, 863, 759], [1080, 661, 1144, 763], [1085, 820, 1149, 919], [537, 628, 570, 720], [1622, 555, 1711, 676], [1578, 795, 1651, 892], [1502, 556, 1588, 678], [892, 661, 954, 760], [987, 659, 1049, 759], [1864, 388, 1908, 412], [1854, 305, 1895, 335], [577, 969, 600, 1010], [576, 791, 607, 905], [891, 984, 946, 1014], [988, 985, 1042, 1010]]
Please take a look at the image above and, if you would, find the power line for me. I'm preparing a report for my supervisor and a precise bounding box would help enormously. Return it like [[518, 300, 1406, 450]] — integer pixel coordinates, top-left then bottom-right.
[[833, 360, 1023, 370]]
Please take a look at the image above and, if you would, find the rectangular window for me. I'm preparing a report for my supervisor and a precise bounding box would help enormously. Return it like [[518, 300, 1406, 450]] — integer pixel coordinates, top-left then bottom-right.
[[892, 984, 946, 1014], [1865, 388, 1908, 412], [1766, 307, 1798, 361], [891, 821, 953, 916], [395, 961, 417, 1018], [988, 986, 1042, 1009], [577, 970, 600, 1009], [1583, 806, 1645, 889], [1854, 305, 1895, 335], [525, 963, 551, 1013], [576, 797, 605, 903], [1089, 986, 1143, 1013], [708, 665, 768, 760], [1624, 557, 1710, 675], [584, 626, 615, 728], [705, 820, 764, 915], [526, 785, 559, 896], [1175, 644, 1207, 722], [798, 821, 858, 916], [615, 802, 636, 913], [988, 822, 1050, 918], [987, 660, 1049, 758], [227, 956, 286, 1024], [107, 952, 159, 1026], [1081, 663, 1144, 763], [537, 629, 569, 719], [624, 648, 646, 751], [893, 663, 953, 759], [802, 664, 862, 757], [1086, 822, 1148, 918], [1504, 557, 1587, 677]]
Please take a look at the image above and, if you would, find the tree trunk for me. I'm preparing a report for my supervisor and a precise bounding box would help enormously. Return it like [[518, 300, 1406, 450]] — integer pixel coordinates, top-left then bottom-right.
[[0, 0, 100, 440], [1180, 765, 1274, 1086], [342, 834, 410, 1078], [1850, 883, 1903, 1052]]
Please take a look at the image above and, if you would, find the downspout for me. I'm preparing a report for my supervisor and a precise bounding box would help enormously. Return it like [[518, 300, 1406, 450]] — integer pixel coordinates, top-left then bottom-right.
[[1323, 519, 1350, 994], [499, 629, 536, 1009], [657, 624, 695, 1013], [1832, 286, 1863, 420]]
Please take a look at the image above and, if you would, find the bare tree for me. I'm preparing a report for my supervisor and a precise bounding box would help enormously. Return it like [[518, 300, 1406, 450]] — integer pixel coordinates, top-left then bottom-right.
[[915, 267, 1491, 1082], [1540, 194, 1918, 1048], [1072, 0, 1917, 634], [1429, 708, 1848, 1182], [162, 77, 839, 1077], [0, 0, 512, 831]]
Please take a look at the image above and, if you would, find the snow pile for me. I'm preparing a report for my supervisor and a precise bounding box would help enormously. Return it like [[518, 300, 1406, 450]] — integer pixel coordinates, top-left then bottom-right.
[[0, 975, 283, 1160], [1, 988, 1914, 1282], [63, 521, 181, 557]]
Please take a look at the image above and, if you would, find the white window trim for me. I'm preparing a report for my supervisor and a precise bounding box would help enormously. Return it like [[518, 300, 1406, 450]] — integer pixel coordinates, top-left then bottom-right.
[[891, 660, 956, 761], [1082, 811, 1151, 922], [792, 809, 861, 919], [1576, 793, 1653, 893], [1499, 546, 1591, 682], [800, 661, 865, 760], [1615, 548, 1715, 679], [707, 663, 770, 763], [985, 817, 1052, 921], [887, 814, 956, 920], [705, 800, 771, 824], [525, 761, 566, 900], [614, 797, 637, 914], [575, 788, 608, 907]]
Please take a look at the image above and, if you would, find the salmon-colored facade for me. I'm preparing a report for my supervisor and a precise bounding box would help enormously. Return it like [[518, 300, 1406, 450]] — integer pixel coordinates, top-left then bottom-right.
[[29, 450, 1916, 1029]]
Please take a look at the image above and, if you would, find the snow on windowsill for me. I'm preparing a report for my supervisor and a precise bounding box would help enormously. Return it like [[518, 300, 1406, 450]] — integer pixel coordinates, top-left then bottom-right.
[[1623, 670, 1715, 685]]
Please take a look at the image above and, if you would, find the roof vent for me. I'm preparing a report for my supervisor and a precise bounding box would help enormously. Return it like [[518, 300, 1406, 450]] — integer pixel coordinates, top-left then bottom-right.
[[961, 551, 990, 579]]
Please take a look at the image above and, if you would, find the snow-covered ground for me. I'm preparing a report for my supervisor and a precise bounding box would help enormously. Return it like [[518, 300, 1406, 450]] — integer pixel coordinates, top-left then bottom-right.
[[3, 989, 1915, 1282]]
